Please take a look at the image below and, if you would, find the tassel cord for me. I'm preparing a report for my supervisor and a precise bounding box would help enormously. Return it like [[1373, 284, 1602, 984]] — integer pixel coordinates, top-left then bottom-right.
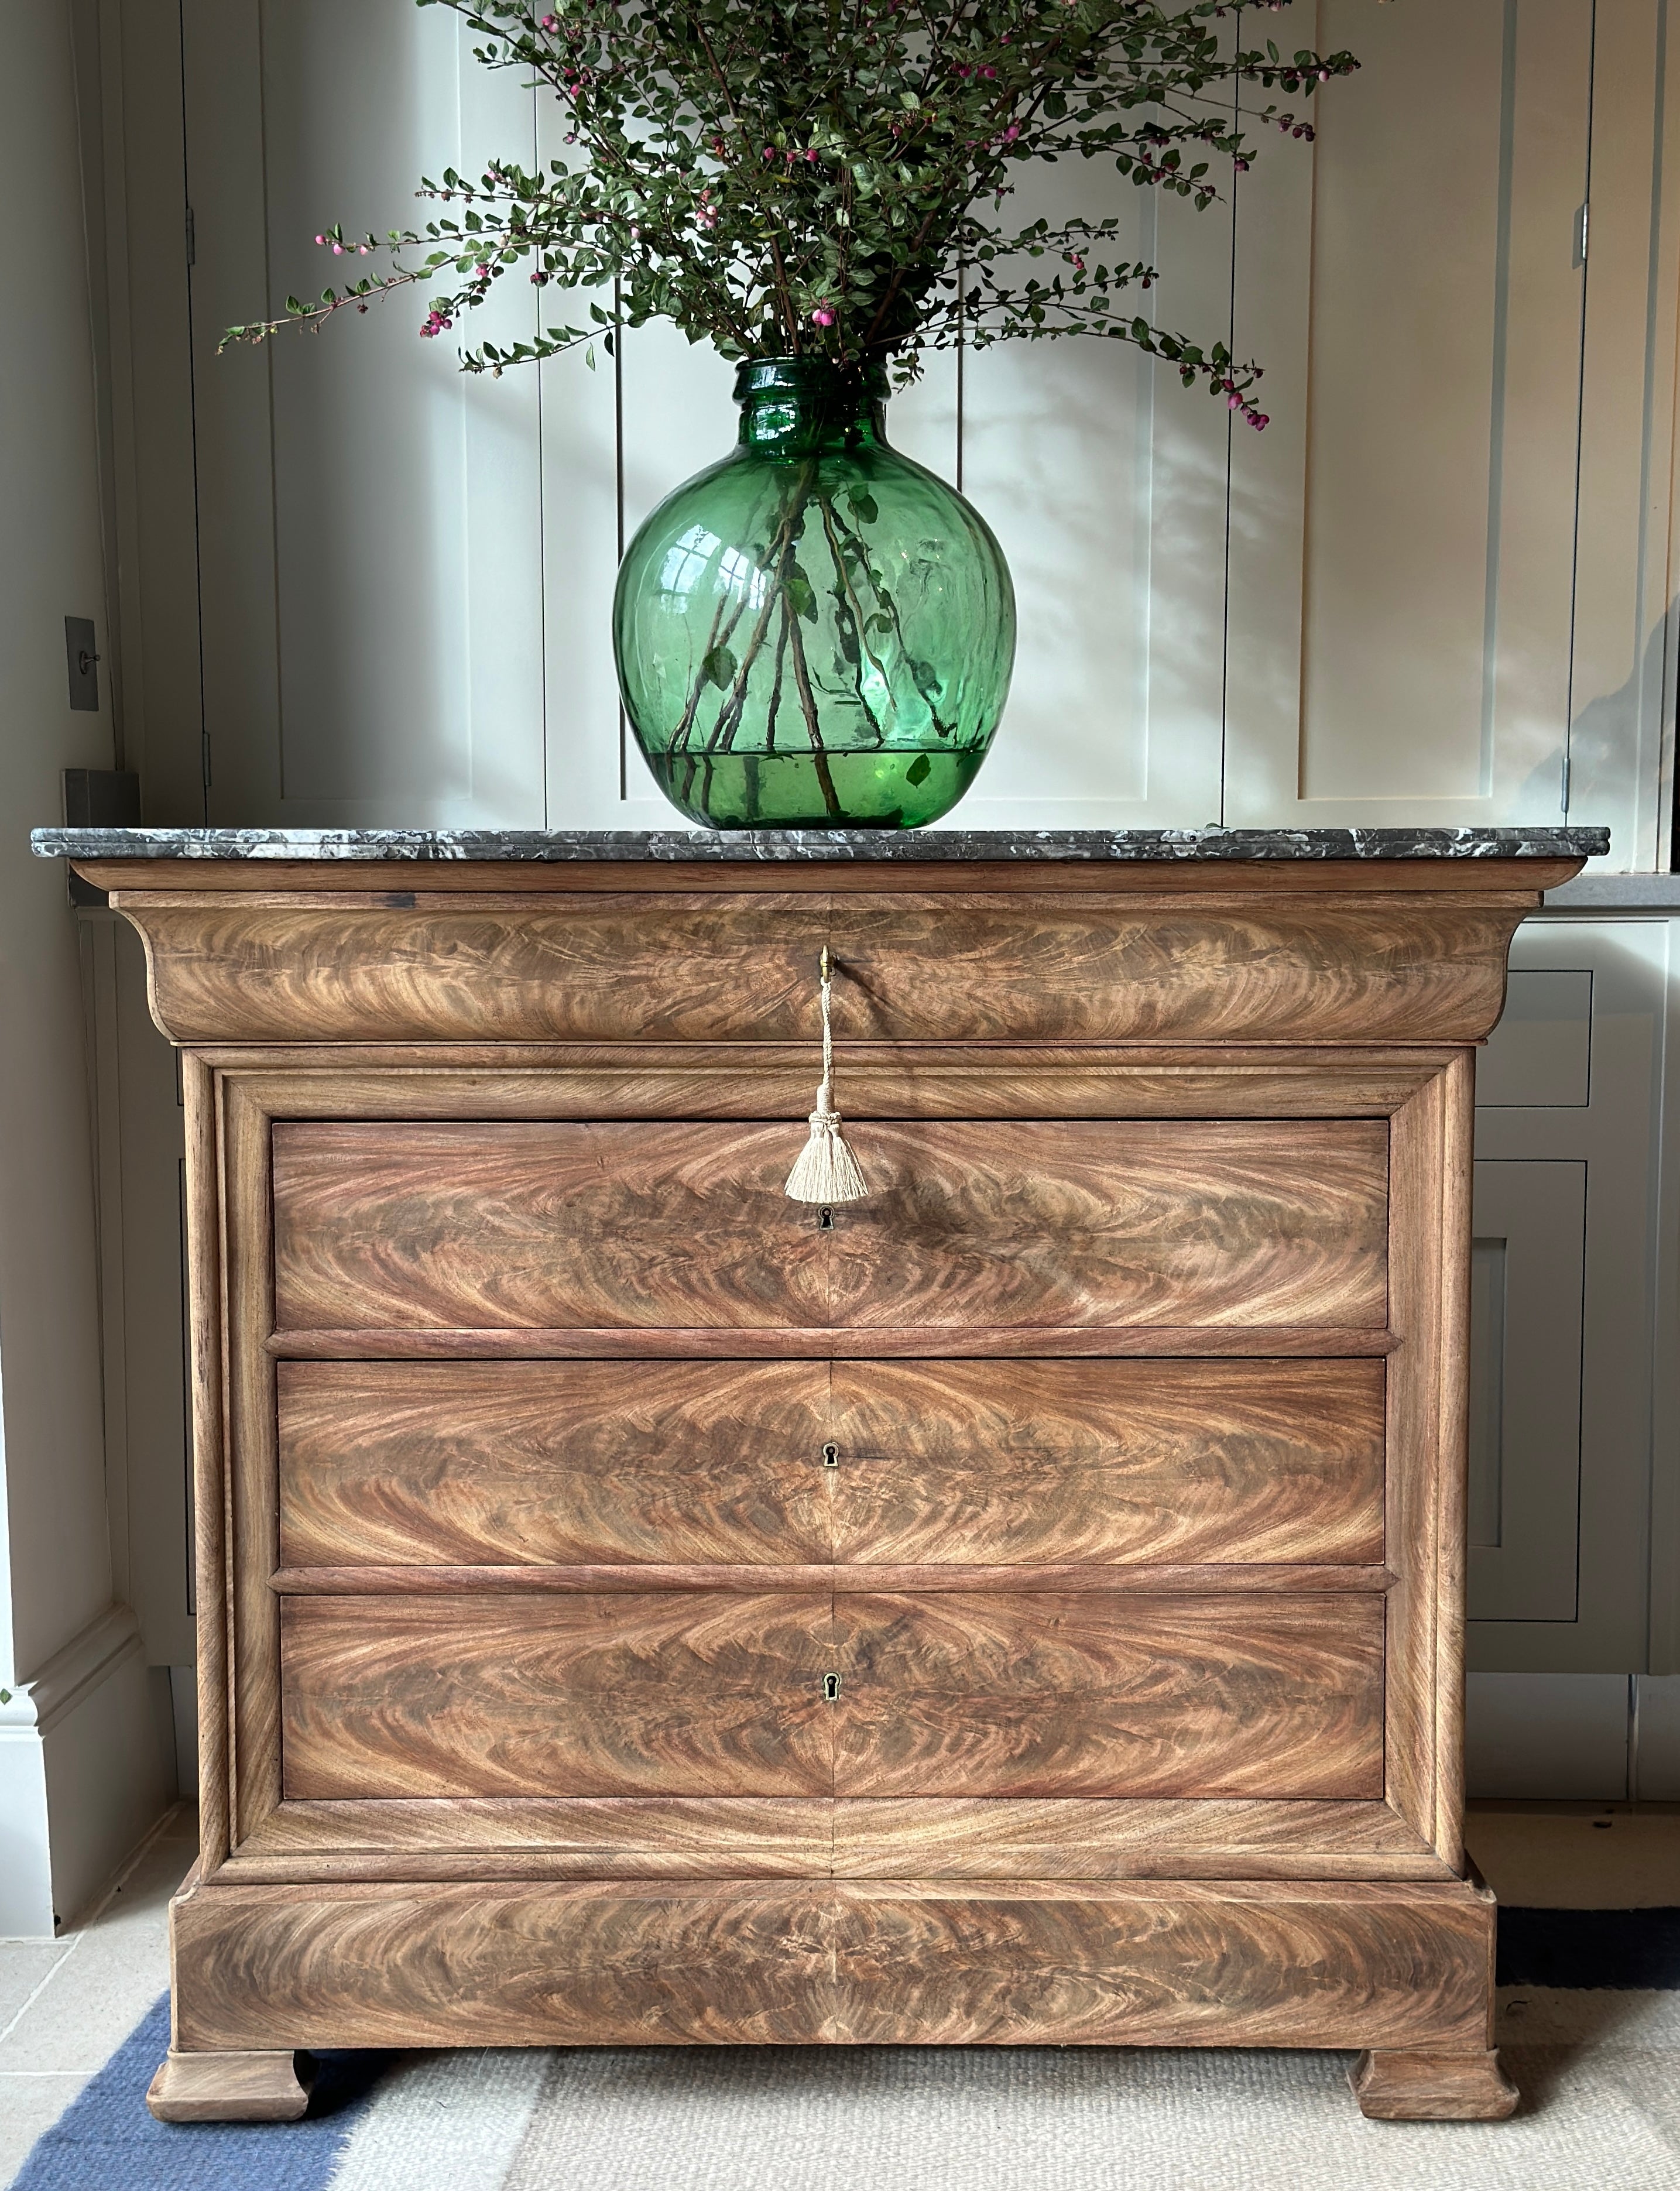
[[785, 948, 870, 1205]]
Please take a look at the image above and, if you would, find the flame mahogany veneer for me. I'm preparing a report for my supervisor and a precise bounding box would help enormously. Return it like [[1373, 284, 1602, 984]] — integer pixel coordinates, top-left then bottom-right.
[[78, 853, 1573, 2125]]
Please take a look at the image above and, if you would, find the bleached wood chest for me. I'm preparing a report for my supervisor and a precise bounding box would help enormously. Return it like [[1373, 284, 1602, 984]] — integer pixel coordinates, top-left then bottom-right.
[[46, 827, 1602, 2124]]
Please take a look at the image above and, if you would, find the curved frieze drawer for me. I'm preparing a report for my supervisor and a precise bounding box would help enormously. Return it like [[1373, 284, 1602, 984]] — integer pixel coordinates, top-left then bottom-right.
[[120, 889, 1523, 1045], [276, 1357, 1386, 1571], [270, 1117, 1388, 1339]]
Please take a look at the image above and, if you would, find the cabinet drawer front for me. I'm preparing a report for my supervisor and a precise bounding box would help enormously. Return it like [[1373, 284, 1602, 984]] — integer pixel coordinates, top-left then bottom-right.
[[280, 1595, 834, 1799], [272, 1119, 1388, 1336], [170, 1878, 1494, 2052], [280, 1591, 1382, 1803], [279, 1361, 832, 1568], [277, 1359, 1385, 1572], [832, 1593, 1384, 1800], [830, 1359, 1385, 1566]]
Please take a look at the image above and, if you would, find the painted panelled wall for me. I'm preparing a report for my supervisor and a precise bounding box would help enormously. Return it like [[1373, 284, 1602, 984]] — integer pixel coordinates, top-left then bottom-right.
[[90, 0, 1679, 857], [71, 0, 1680, 1805]]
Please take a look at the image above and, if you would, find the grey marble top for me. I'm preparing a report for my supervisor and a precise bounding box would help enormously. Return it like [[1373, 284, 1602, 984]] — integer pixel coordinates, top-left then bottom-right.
[[31, 825, 1611, 864]]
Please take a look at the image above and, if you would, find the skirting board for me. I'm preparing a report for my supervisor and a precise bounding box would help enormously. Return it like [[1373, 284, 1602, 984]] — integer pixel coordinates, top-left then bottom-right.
[[0, 1604, 173, 1936], [1466, 1672, 1680, 1801]]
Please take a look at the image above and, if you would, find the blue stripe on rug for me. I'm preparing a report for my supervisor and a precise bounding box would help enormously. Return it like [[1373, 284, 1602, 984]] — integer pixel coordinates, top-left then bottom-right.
[[11, 1995, 392, 2191], [1496, 1907, 1680, 1990]]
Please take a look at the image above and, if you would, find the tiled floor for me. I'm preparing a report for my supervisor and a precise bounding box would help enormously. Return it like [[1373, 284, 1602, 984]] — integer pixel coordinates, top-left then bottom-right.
[[0, 1805, 196, 2185], [0, 1803, 1674, 2186]]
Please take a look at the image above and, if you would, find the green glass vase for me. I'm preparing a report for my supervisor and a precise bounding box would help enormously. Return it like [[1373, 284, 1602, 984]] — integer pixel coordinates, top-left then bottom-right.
[[613, 358, 1016, 829]]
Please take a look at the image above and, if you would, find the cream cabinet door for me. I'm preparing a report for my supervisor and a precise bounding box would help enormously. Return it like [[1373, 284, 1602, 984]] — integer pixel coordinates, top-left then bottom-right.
[[1469, 918, 1677, 1672]]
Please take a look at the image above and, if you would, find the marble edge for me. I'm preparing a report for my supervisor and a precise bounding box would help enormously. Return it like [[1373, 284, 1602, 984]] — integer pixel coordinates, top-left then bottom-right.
[[29, 825, 1612, 864]]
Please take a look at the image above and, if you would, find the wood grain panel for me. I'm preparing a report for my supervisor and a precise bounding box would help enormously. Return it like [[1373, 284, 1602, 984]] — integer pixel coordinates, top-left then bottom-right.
[[278, 1360, 831, 1568], [831, 895, 1526, 1045], [128, 897, 824, 1044], [225, 1793, 1448, 1883], [271, 1119, 1388, 1335], [279, 1357, 1383, 1572], [225, 1079, 284, 1845], [829, 1593, 1385, 1799], [93, 854, 1582, 897], [271, 1324, 1400, 1362], [270, 1563, 1394, 1596], [214, 1047, 1456, 1122], [829, 1359, 1386, 1566], [182, 1055, 231, 1874], [279, 1595, 834, 1799], [116, 884, 1537, 1044], [825, 1879, 1494, 2049], [230, 1798, 835, 1880], [169, 1876, 1496, 2052], [832, 1798, 1449, 1880]]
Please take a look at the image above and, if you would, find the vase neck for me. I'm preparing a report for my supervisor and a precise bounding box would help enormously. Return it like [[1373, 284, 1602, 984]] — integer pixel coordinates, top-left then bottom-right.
[[734, 358, 889, 456]]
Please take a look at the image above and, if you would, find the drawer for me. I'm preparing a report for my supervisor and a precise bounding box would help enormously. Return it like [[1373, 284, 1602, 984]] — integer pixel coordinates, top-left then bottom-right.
[[128, 890, 1516, 1045], [271, 1118, 1388, 1336], [277, 1358, 1385, 1571], [171, 1877, 1496, 2052], [279, 1590, 1383, 1802]]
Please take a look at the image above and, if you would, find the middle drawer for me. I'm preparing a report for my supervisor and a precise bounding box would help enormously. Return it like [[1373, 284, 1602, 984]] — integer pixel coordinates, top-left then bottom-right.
[[277, 1357, 1386, 1572]]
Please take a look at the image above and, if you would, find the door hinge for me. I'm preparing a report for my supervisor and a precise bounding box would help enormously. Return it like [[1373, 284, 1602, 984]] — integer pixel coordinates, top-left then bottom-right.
[[1561, 748, 1572, 812], [186, 204, 197, 269], [1573, 200, 1589, 268]]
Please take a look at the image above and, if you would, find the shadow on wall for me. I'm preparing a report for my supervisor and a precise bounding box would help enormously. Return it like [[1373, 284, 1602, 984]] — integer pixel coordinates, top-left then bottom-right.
[[1558, 596, 1675, 848]]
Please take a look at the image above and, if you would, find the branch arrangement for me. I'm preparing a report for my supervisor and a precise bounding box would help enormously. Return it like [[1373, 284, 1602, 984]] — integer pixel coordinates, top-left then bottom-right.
[[222, 1, 1371, 428]]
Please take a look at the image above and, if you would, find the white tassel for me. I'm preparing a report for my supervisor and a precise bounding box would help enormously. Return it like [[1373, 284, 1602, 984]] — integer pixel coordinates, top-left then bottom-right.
[[786, 949, 870, 1205]]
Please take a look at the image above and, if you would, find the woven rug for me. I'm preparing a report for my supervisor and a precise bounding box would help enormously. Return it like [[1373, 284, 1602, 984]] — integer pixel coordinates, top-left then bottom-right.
[[12, 1937, 1679, 2191]]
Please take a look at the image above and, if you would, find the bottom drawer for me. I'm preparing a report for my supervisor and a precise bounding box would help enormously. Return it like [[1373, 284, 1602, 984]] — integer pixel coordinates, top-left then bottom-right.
[[173, 1876, 1494, 2051], [279, 1590, 1384, 1801]]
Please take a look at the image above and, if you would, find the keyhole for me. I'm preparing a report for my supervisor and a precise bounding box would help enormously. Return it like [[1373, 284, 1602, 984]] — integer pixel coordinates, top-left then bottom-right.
[[816, 1208, 835, 1232], [822, 1672, 841, 1701], [821, 1443, 839, 1468]]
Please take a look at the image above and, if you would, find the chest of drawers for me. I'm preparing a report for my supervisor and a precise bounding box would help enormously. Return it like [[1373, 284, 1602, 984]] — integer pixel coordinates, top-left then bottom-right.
[[68, 835, 1593, 2125]]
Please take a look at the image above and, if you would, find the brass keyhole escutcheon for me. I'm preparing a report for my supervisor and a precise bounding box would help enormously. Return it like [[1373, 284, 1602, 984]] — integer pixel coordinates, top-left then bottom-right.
[[823, 1672, 841, 1702], [816, 1207, 835, 1231], [821, 1443, 839, 1468]]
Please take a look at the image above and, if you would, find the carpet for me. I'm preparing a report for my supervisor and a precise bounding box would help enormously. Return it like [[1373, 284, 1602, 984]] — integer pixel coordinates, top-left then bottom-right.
[[12, 1915, 1680, 2191]]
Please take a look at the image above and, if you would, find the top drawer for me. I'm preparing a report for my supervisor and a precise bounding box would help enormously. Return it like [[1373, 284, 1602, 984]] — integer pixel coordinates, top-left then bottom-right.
[[125, 890, 1520, 1045], [270, 1118, 1387, 1339]]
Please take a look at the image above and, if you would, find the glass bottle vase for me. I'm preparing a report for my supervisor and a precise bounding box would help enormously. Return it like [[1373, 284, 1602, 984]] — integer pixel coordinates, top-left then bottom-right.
[[613, 357, 1016, 829]]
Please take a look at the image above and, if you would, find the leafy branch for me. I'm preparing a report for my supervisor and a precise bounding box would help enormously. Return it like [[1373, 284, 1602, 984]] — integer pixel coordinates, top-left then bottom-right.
[[222, 1, 1376, 428]]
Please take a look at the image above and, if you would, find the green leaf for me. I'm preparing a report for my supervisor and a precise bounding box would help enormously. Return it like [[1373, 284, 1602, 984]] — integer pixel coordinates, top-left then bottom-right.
[[784, 566, 818, 622], [702, 643, 738, 690], [845, 487, 879, 526], [904, 755, 931, 785]]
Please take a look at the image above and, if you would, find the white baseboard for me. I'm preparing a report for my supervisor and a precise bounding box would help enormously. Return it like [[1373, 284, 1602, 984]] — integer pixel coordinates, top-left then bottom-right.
[[1634, 1674, 1680, 1800], [168, 1665, 197, 1796], [1467, 1671, 1680, 1801], [0, 1604, 173, 1936], [1466, 1673, 1630, 1798]]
